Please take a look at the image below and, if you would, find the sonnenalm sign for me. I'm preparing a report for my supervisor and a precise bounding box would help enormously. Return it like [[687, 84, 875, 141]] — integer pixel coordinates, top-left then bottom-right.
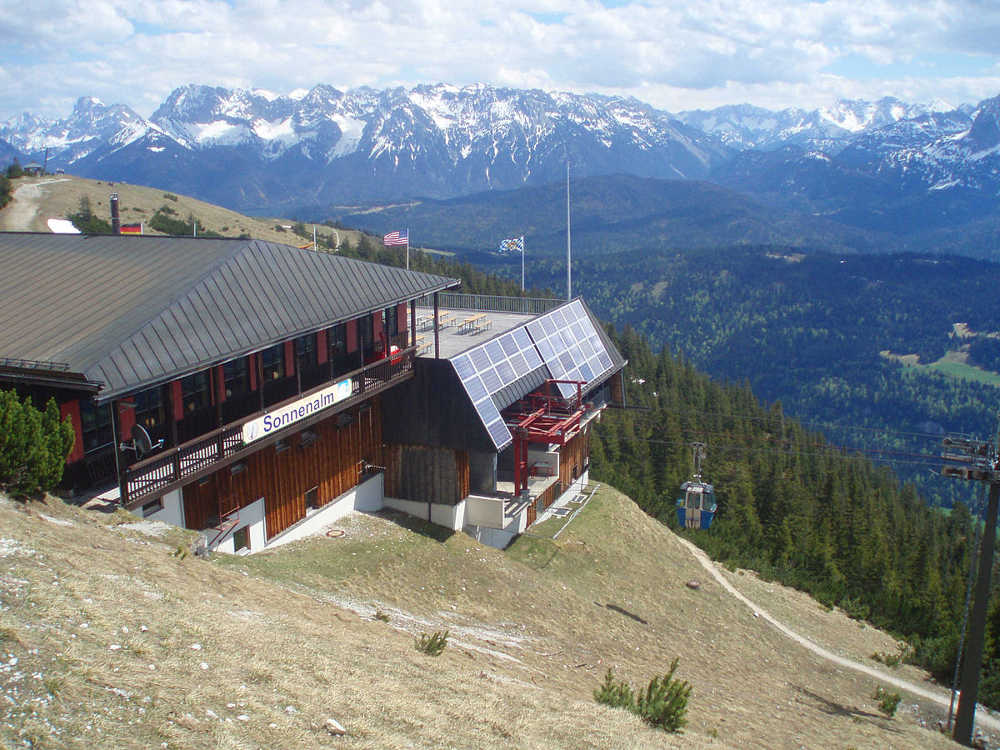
[[242, 378, 353, 445]]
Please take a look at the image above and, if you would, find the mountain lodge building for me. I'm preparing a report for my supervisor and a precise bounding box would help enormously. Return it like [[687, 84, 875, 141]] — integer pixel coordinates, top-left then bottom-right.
[[0, 233, 625, 551]]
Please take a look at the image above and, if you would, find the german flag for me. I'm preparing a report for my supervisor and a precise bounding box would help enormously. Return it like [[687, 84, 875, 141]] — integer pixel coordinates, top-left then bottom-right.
[[120, 223, 143, 235]]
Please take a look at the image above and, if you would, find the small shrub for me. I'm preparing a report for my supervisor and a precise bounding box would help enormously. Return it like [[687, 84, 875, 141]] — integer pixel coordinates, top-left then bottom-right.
[[415, 630, 448, 656], [874, 686, 901, 717], [44, 676, 62, 696], [374, 610, 390, 623], [595, 669, 635, 710], [872, 643, 910, 668], [163, 192, 178, 201], [594, 659, 691, 733]]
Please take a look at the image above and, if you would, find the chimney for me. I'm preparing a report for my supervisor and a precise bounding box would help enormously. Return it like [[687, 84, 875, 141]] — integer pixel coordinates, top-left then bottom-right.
[[110, 193, 120, 234]]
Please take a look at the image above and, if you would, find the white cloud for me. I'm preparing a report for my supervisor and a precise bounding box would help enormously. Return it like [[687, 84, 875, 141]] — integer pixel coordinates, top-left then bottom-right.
[[0, 0, 998, 120]]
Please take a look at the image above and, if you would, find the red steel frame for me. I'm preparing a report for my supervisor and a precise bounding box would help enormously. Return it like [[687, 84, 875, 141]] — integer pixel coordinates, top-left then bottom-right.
[[505, 380, 587, 496]]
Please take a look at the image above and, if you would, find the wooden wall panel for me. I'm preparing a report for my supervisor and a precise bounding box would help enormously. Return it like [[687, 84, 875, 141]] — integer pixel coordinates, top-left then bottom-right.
[[181, 397, 383, 540], [383, 443, 468, 505], [559, 429, 590, 488], [183, 476, 218, 531]]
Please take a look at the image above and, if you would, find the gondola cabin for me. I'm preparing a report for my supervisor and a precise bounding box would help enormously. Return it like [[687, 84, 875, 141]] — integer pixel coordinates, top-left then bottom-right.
[[676, 480, 717, 530]]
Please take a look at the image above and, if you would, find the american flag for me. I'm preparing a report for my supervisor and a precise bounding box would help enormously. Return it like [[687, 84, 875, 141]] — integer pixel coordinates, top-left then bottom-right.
[[499, 236, 524, 254], [383, 230, 408, 246]]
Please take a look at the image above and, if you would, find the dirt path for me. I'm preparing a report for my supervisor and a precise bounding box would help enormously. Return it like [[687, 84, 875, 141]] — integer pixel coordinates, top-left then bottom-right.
[[676, 535, 1000, 736], [0, 177, 71, 231]]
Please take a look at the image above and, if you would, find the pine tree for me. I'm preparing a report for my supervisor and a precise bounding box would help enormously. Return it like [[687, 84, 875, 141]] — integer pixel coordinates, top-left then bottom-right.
[[0, 390, 75, 497]]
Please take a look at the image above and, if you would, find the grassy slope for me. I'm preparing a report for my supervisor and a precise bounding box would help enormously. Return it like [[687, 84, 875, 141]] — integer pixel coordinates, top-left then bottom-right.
[[0, 174, 363, 247], [0, 487, 960, 749]]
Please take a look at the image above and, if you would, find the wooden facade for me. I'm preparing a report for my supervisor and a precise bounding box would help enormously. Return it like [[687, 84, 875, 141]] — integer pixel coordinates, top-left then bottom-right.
[[183, 398, 383, 539], [559, 428, 589, 489], [383, 444, 470, 506]]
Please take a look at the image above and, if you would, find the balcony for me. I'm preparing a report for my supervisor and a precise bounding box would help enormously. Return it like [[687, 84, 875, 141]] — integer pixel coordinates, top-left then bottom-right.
[[121, 346, 417, 507]]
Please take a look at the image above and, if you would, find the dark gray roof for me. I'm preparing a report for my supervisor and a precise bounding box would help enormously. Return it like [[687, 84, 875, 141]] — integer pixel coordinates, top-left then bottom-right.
[[491, 364, 549, 413], [0, 233, 458, 400]]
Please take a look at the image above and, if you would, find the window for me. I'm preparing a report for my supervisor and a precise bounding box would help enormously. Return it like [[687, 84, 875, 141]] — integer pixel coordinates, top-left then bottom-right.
[[181, 371, 210, 413], [329, 324, 352, 376], [330, 324, 346, 358], [223, 358, 250, 399], [384, 306, 398, 338], [232, 526, 250, 552], [141, 498, 163, 518], [295, 333, 317, 368], [133, 386, 165, 431], [359, 314, 374, 354], [261, 344, 285, 381], [79, 400, 113, 453]]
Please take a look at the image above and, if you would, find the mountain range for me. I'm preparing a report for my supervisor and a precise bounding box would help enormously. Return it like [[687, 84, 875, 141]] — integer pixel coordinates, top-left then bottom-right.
[[2, 83, 999, 238]]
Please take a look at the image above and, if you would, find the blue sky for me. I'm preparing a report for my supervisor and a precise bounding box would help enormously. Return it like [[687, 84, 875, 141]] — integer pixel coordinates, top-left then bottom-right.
[[1, 0, 998, 120]]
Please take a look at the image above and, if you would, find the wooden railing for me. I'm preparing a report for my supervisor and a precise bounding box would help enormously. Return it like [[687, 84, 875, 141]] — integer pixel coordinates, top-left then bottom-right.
[[122, 346, 416, 507]]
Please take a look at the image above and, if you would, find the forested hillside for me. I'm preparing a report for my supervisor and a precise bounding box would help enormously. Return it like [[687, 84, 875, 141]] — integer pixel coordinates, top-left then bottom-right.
[[528, 246, 1000, 508], [591, 324, 1000, 707]]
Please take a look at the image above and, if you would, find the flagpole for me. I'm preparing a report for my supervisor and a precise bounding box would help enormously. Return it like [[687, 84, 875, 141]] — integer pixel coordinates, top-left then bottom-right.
[[566, 161, 572, 301], [406, 227, 410, 270], [521, 236, 525, 292]]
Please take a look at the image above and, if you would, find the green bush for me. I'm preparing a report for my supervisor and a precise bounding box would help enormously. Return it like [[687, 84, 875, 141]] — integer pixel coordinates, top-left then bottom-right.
[[415, 630, 448, 656], [0, 391, 75, 497], [874, 686, 901, 717], [594, 659, 691, 733]]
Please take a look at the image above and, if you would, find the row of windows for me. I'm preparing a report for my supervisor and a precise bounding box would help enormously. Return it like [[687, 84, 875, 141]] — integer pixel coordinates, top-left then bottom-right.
[[79, 311, 401, 456]]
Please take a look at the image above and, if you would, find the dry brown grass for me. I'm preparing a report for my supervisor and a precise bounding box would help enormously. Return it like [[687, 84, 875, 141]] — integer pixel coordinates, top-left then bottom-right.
[[0, 174, 363, 248], [0, 486, 963, 749]]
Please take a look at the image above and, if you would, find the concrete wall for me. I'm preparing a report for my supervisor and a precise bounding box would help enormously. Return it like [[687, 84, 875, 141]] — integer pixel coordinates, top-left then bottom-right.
[[464, 511, 526, 549], [211, 498, 266, 555], [265, 472, 384, 550], [465, 495, 505, 528], [143, 489, 184, 528], [383, 495, 467, 530]]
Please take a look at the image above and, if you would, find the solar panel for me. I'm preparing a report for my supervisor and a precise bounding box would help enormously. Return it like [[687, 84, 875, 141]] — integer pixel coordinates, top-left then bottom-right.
[[450, 317, 555, 449], [448, 300, 618, 449], [487, 419, 512, 448], [523, 300, 617, 398]]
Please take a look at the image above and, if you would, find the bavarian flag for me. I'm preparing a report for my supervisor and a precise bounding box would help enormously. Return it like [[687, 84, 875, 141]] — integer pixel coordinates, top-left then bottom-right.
[[499, 236, 524, 254]]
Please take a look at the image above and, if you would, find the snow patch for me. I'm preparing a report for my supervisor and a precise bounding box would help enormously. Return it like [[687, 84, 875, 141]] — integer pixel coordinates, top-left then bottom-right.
[[47, 219, 80, 234], [191, 120, 251, 146], [252, 116, 295, 142], [330, 115, 365, 157]]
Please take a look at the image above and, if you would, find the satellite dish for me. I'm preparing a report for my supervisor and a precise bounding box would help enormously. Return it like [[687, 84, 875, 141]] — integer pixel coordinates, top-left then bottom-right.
[[132, 425, 154, 455], [121, 424, 164, 457]]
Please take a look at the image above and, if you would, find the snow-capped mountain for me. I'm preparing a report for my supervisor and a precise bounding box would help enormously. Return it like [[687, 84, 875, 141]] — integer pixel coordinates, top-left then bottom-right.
[[1, 97, 152, 165], [710, 96, 1000, 236], [675, 97, 963, 152], [0, 84, 728, 211], [1, 84, 998, 231]]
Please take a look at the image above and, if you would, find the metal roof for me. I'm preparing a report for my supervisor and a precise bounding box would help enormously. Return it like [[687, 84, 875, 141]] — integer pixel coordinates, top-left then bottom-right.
[[0, 233, 458, 400]]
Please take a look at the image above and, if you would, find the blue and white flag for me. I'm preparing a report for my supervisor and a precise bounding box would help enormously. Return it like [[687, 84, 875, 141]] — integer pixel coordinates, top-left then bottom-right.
[[499, 236, 524, 254]]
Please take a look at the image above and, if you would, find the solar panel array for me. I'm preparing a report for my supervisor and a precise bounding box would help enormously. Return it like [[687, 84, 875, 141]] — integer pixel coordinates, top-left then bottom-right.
[[450, 300, 618, 449], [450, 326, 543, 449], [525, 300, 615, 399]]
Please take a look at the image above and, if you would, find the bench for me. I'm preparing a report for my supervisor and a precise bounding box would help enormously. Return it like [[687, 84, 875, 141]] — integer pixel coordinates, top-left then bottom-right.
[[459, 313, 489, 334]]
